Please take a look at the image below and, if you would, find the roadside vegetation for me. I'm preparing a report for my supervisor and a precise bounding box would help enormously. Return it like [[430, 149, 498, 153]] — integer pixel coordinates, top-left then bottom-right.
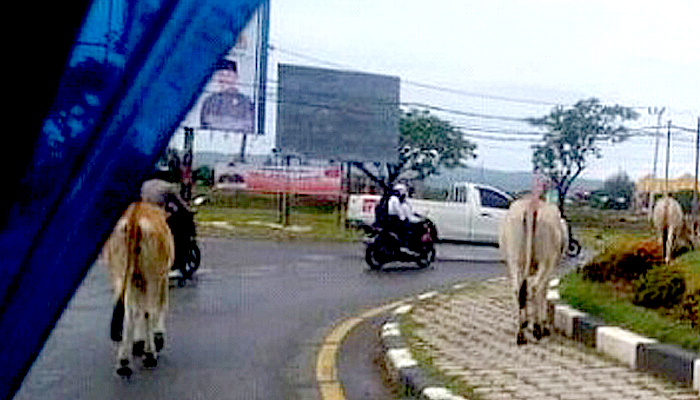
[[194, 189, 361, 242], [563, 205, 700, 352]]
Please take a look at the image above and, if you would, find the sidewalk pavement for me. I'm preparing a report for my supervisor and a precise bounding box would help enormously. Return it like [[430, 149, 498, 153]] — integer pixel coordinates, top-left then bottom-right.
[[381, 276, 700, 400]]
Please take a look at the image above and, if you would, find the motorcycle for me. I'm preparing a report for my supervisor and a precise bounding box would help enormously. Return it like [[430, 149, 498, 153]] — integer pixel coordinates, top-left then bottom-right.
[[166, 195, 205, 284], [364, 218, 437, 270], [564, 218, 582, 257]]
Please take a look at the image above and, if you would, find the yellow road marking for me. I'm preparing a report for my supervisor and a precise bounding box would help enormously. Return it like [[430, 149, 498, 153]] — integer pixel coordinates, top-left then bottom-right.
[[316, 300, 404, 400]]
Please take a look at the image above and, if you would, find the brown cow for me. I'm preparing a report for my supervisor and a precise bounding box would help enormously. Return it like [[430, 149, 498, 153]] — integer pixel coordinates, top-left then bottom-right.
[[499, 196, 568, 345], [103, 201, 175, 377], [652, 196, 699, 264]]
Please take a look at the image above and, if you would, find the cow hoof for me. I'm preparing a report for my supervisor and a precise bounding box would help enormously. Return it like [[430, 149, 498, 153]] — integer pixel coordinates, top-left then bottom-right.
[[543, 327, 551, 337], [533, 324, 542, 340], [117, 361, 132, 377], [154, 333, 164, 352], [517, 331, 527, 345], [132, 340, 145, 357], [143, 353, 158, 368]]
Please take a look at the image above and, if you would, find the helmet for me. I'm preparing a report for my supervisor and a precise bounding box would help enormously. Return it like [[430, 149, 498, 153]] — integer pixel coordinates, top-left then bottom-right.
[[393, 183, 408, 197]]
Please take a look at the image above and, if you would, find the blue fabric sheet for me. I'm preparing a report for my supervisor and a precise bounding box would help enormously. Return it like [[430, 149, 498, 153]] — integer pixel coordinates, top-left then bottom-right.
[[0, 0, 263, 397]]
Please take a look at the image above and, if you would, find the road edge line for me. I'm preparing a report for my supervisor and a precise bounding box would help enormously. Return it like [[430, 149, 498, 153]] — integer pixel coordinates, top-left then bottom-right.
[[316, 300, 405, 400]]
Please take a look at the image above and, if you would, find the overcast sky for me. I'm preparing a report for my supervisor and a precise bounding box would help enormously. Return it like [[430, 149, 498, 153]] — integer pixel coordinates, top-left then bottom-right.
[[184, 0, 699, 182]]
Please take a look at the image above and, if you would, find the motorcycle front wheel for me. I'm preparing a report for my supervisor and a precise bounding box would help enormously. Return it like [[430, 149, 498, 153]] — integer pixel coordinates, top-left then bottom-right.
[[365, 244, 384, 270]]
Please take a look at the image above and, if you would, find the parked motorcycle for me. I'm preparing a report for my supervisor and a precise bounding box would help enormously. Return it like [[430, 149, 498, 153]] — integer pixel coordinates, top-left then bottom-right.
[[167, 195, 206, 284], [564, 218, 581, 257], [364, 218, 437, 270]]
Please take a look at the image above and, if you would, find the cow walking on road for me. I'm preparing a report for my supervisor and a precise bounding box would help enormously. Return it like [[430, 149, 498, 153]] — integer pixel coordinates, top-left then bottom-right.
[[103, 202, 175, 377], [499, 196, 568, 345]]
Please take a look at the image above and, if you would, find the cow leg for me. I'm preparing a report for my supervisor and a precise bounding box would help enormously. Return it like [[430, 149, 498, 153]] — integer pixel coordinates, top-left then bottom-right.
[[661, 226, 671, 264], [529, 261, 552, 341], [517, 279, 528, 345], [116, 297, 134, 377], [668, 225, 676, 264], [532, 276, 551, 340], [142, 310, 158, 368], [154, 277, 168, 353]]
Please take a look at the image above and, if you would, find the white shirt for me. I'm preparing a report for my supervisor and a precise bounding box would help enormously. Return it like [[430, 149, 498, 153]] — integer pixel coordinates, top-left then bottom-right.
[[387, 196, 420, 222]]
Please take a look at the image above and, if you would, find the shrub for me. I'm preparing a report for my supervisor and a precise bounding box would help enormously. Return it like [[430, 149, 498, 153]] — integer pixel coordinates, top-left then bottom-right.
[[633, 265, 686, 309], [679, 288, 699, 328], [582, 240, 663, 283]]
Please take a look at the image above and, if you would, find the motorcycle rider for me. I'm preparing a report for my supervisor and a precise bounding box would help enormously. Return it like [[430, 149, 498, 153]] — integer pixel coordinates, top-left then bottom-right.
[[140, 173, 194, 274], [140, 175, 190, 216], [386, 183, 422, 253]]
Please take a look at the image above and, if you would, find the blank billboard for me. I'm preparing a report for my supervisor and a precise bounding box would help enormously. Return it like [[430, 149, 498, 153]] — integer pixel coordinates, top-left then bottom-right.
[[276, 64, 400, 163]]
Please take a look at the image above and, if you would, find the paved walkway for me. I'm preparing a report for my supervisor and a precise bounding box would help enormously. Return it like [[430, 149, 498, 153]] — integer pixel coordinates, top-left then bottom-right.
[[408, 278, 698, 400]]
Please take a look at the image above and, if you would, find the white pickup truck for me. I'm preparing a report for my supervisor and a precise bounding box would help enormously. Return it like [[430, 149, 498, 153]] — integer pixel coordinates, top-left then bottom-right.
[[346, 182, 513, 244]]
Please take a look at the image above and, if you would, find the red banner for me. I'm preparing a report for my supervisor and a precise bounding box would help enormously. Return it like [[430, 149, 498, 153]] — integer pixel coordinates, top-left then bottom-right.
[[215, 164, 342, 195]]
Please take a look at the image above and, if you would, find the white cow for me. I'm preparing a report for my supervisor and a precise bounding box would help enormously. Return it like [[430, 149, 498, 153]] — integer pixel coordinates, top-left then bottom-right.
[[652, 196, 698, 264], [103, 201, 175, 377], [499, 196, 568, 345]]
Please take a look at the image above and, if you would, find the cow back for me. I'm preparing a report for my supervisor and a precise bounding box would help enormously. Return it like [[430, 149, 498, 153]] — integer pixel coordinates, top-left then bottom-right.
[[104, 202, 175, 298]]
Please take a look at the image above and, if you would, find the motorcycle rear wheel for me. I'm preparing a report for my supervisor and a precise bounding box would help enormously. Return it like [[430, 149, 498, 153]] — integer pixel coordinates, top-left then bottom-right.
[[365, 244, 384, 270], [567, 239, 581, 257], [417, 247, 435, 269]]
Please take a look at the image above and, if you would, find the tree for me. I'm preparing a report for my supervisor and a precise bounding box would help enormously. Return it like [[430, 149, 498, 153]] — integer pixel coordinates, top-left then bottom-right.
[[603, 171, 635, 201], [528, 98, 639, 216], [354, 108, 477, 191]]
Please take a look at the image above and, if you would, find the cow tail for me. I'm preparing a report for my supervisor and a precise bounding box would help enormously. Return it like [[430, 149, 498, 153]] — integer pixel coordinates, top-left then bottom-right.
[[520, 204, 537, 309], [110, 205, 143, 342]]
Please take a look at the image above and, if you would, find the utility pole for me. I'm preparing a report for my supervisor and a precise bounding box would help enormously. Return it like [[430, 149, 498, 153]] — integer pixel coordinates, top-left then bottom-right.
[[648, 107, 665, 215], [694, 117, 699, 229], [239, 133, 247, 163], [665, 120, 671, 195]]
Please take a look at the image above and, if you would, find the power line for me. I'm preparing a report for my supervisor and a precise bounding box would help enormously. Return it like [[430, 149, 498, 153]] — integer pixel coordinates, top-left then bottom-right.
[[268, 44, 566, 108], [462, 132, 539, 142]]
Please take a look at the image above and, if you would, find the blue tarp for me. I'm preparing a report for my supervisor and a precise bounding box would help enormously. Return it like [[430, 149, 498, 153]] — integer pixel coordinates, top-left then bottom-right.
[[0, 0, 262, 397]]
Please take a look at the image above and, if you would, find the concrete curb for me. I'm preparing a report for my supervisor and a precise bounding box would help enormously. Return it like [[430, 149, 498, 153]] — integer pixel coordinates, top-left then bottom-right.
[[382, 278, 699, 399], [548, 279, 700, 395], [380, 294, 470, 400]]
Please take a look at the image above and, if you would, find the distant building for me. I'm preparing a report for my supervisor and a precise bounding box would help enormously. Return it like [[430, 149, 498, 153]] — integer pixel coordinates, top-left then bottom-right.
[[637, 173, 697, 194], [635, 174, 698, 211]]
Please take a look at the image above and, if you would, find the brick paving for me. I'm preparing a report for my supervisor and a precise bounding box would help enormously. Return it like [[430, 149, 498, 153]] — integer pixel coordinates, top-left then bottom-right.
[[408, 278, 698, 400]]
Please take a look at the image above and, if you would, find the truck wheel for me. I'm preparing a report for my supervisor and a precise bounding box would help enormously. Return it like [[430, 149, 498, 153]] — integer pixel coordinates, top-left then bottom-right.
[[365, 245, 384, 270]]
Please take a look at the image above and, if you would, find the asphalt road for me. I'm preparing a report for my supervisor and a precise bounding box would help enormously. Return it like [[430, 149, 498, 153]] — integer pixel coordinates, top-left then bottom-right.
[[15, 238, 504, 400]]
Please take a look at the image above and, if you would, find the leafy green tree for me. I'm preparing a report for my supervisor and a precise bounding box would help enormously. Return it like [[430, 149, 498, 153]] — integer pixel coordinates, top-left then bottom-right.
[[354, 108, 477, 190], [528, 98, 639, 216]]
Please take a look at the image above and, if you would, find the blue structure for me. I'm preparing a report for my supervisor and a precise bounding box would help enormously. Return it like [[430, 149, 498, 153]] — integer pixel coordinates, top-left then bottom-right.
[[0, 1, 264, 398]]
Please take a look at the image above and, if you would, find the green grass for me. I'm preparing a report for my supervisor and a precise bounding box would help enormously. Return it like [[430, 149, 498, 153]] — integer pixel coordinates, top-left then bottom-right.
[[195, 205, 362, 242], [560, 272, 700, 352], [566, 205, 656, 252]]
